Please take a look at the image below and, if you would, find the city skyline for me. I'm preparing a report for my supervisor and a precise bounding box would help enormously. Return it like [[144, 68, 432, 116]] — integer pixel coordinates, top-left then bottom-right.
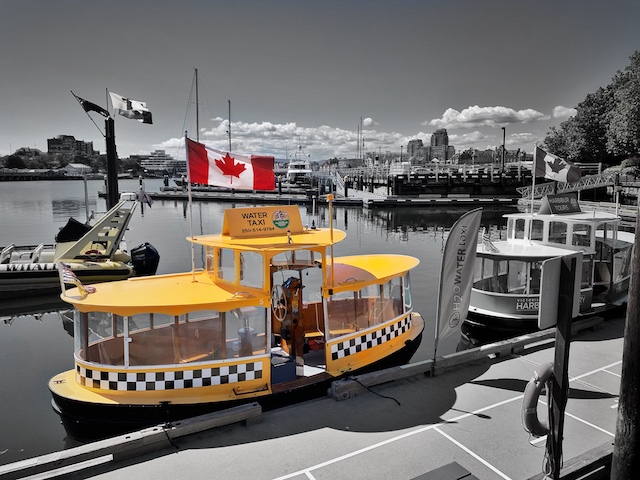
[[1, 0, 638, 161]]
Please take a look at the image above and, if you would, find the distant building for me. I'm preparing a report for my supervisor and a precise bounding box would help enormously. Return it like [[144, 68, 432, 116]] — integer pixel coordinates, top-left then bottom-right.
[[47, 135, 97, 158], [131, 150, 186, 174], [63, 163, 92, 175], [406, 140, 424, 157], [406, 129, 455, 164], [13, 147, 43, 161]]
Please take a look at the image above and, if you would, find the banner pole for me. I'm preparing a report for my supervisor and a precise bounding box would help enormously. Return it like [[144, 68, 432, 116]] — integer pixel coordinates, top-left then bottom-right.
[[185, 134, 196, 280]]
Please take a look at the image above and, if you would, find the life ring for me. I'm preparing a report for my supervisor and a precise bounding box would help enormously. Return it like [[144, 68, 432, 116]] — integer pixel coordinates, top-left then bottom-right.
[[522, 362, 554, 437], [84, 249, 101, 257]]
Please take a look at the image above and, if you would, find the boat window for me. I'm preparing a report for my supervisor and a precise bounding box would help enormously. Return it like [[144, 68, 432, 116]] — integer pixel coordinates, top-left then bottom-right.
[[596, 238, 613, 263], [473, 257, 508, 293], [206, 246, 214, 272], [506, 260, 528, 294], [614, 245, 632, 281], [225, 307, 267, 358], [581, 257, 593, 288], [218, 248, 236, 282], [531, 220, 544, 241], [240, 251, 263, 289], [549, 221, 567, 245], [326, 278, 403, 339], [121, 308, 268, 366], [128, 312, 173, 332], [514, 219, 525, 239], [80, 312, 124, 365], [271, 249, 321, 269], [572, 223, 592, 248], [403, 272, 412, 311]]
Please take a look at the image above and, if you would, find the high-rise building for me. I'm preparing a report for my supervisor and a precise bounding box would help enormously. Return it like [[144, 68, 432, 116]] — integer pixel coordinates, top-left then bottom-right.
[[430, 129, 449, 147], [47, 135, 97, 158]]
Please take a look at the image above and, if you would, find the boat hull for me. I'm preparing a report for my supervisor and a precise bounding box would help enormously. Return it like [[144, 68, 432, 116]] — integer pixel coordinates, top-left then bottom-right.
[[50, 329, 423, 441], [0, 262, 134, 300], [464, 302, 626, 343]]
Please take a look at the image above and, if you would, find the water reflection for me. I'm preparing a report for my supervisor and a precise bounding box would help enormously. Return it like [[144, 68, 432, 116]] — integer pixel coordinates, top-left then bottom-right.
[[51, 199, 98, 223]]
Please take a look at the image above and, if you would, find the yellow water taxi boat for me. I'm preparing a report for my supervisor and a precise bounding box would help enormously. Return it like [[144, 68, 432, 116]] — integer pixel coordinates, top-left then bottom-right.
[[49, 199, 423, 437]]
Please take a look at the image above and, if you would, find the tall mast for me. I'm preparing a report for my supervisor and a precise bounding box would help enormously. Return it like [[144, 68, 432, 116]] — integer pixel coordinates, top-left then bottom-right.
[[228, 100, 232, 152], [195, 68, 199, 142]]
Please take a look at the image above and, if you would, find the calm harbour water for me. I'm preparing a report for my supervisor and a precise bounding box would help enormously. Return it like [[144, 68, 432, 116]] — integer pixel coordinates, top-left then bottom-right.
[[0, 179, 513, 465]]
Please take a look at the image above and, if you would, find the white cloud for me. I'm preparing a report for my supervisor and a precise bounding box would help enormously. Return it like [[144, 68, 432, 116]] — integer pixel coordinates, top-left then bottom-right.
[[553, 106, 577, 119], [362, 117, 377, 127], [154, 117, 542, 161], [448, 131, 489, 146], [156, 119, 411, 160], [426, 105, 549, 129]]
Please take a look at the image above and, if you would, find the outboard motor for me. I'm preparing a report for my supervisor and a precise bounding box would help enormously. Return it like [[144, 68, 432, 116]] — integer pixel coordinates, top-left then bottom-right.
[[130, 242, 160, 276]]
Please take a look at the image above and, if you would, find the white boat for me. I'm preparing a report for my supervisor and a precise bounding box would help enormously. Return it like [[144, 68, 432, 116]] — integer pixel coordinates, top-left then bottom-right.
[[0, 194, 160, 299], [49, 198, 424, 438], [467, 193, 634, 334], [286, 146, 313, 186]]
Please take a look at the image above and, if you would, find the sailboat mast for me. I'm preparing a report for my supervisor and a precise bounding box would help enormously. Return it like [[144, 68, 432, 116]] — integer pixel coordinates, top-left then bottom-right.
[[228, 100, 232, 152], [195, 68, 199, 142]]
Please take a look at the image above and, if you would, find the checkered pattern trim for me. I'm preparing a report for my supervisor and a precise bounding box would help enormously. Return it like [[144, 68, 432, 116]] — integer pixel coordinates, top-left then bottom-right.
[[76, 361, 263, 391], [330, 316, 411, 361]]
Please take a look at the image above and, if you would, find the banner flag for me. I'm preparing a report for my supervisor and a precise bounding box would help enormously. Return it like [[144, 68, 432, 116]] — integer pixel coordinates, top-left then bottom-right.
[[434, 208, 483, 356], [71, 92, 109, 118], [108, 92, 153, 124]]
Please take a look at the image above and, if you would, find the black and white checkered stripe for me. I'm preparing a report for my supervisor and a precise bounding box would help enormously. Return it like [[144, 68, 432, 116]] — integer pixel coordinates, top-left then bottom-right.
[[330, 316, 411, 361], [76, 361, 263, 391]]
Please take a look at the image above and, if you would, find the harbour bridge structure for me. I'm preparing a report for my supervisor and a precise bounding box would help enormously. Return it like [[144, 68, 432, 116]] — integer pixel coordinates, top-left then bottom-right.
[[517, 172, 622, 199]]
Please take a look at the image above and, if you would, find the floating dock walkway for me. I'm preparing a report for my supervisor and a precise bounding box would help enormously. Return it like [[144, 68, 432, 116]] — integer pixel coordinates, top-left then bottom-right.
[[135, 188, 519, 208]]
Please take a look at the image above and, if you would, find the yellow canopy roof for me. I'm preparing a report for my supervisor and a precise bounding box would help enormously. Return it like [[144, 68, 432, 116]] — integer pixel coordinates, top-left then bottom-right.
[[62, 271, 266, 317], [62, 255, 419, 314], [326, 254, 420, 294]]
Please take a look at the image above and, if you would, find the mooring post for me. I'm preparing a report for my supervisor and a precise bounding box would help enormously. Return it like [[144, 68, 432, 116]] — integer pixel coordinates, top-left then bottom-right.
[[105, 117, 119, 209], [548, 255, 577, 479], [611, 212, 640, 479]]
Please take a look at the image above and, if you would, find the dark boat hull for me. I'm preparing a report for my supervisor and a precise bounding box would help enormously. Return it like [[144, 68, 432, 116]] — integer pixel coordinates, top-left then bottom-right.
[[463, 303, 626, 344]]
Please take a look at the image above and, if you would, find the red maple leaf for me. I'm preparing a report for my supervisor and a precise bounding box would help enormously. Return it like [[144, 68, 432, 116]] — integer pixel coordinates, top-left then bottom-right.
[[215, 153, 246, 182]]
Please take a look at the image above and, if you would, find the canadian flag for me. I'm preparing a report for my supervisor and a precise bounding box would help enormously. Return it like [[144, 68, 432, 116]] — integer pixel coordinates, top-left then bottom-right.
[[186, 138, 275, 190], [534, 146, 581, 183]]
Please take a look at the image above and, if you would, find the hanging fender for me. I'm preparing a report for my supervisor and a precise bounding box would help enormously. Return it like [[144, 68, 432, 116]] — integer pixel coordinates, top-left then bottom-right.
[[522, 362, 554, 437]]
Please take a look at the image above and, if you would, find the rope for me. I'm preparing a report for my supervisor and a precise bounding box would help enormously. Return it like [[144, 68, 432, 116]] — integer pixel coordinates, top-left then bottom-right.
[[351, 378, 401, 406]]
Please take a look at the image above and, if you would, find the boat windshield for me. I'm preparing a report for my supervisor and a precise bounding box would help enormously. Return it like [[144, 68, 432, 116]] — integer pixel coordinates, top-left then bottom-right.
[[474, 255, 594, 294]]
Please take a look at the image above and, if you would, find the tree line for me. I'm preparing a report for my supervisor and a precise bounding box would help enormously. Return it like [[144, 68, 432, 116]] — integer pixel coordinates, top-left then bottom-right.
[[544, 50, 640, 166]]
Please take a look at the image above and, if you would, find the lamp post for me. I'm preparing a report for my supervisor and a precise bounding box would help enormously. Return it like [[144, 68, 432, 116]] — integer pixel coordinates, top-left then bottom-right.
[[501, 127, 506, 173]]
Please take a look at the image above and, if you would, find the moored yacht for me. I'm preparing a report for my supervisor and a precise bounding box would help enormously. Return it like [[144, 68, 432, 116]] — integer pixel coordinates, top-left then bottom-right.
[[467, 193, 634, 334]]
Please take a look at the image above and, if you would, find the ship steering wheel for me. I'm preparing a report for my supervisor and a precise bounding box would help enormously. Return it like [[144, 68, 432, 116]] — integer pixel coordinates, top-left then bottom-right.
[[271, 284, 287, 322]]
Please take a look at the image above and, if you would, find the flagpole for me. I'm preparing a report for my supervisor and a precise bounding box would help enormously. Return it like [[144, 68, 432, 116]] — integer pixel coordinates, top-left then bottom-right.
[[185, 133, 196, 280], [57, 262, 67, 298], [531, 143, 537, 215]]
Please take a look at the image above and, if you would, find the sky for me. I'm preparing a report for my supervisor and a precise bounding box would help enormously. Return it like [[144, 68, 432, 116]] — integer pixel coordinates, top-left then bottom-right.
[[1, 0, 638, 162]]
